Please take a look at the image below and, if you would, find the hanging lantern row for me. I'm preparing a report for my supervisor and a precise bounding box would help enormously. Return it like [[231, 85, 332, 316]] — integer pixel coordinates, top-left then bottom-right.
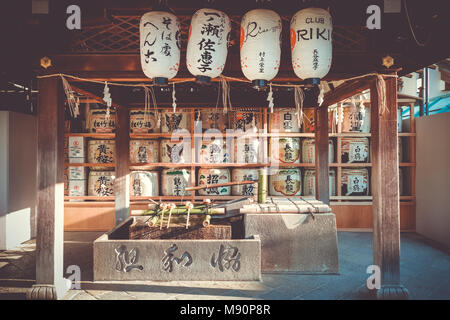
[[140, 7, 333, 87]]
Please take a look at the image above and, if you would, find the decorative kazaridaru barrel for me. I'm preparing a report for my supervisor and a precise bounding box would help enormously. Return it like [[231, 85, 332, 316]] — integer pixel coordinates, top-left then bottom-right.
[[88, 171, 115, 196], [229, 110, 260, 133], [130, 171, 159, 197], [161, 111, 191, 133], [341, 137, 369, 163], [269, 109, 301, 133], [269, 168, 302, 196], [342, 103, 371, 133], [234, 137, 260, 163], [195, 110, 228, 133], [129, 109, 160, 133], [232, 168, 259, 196], [88, 109, 116, 133], [303, 168, 336, 197], [87, 139, 115, 170], [130, 139, 159, 164], [161, 168, 191, 196], [160, 138, 191, 163], [198, 168, 231, 196], [301, 138, 334, 163], [270, 137, 300, 164], [198, 138, 229, 164], [341, 168, 370, 196]]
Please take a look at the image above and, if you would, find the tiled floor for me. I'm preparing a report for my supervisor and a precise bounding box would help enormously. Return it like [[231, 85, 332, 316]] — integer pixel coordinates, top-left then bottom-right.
[[0, 232, 449, 300]]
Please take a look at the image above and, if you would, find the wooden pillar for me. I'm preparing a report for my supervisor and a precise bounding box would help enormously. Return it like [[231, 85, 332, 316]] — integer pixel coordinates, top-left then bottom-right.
[[315, 105, 330, 204], [370, 75, 409, 299], [114, 106, 130, 225], [27, 77, 70, 300]]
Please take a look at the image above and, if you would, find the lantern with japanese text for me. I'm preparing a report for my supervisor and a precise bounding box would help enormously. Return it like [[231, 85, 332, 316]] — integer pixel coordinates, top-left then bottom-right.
[[186, 8, 231, 83], [140, 11, 181, 85], [240, 9, 282, 88], [291, 8, 333, 84]]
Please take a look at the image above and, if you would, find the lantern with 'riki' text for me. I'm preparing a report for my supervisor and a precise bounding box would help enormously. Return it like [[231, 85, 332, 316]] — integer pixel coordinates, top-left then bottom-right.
[[186, 8, 231, 83], [240, 9, 282, 88], [140, 11, 181, 85], [291, 8, 333, 84]]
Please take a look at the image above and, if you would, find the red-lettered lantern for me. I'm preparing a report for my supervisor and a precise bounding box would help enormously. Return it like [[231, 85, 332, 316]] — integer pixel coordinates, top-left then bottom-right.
[[186, 8, 231, 83], [240, 9, 282, 88], [291, 8, 333, 84]]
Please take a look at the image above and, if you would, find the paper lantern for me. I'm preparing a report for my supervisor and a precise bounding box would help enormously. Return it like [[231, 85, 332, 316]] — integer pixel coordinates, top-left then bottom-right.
[[291, 8, 333, 84], [186, 8, 231, 83], [240, 9, 282, 88], [140, 11, 181, 85]]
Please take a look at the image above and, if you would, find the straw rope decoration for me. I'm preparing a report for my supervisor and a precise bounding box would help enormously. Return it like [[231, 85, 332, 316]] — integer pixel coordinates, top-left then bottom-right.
[[61, 75, 78, 118], [294, 86, 305, 128], [376, 74, 388, 115]]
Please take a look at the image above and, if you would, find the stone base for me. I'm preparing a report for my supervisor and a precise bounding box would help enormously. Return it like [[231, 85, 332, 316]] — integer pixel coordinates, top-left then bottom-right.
[[244, 213, 339, 273], [27, 279, 71, 300]]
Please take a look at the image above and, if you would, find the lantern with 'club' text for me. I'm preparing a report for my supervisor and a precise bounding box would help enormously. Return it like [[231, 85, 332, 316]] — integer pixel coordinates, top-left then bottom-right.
[[291, 7, 333, 84], [240, 9, 282, 88], [140, 11, 181, 85], [186, 8, 231, 83]]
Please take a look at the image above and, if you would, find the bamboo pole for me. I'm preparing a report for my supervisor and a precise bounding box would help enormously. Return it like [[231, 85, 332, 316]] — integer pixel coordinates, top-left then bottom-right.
[[203, 215, 211, 227], [185, 180, 257, 192]]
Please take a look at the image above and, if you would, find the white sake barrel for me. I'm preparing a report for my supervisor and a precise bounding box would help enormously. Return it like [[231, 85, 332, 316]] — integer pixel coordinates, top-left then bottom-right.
[[87, 139, 115, 170], [88, 109, 116, 133], [229, 110, 260, 133], [269, 168, 302, 196], [198, 168, 231, 196], [196, 110, 228, 132], [88, 171, 115, 196], [269, 109, 301, 133], [301, 138, 334, 163], [341, 168, 369, 196], [303, 169, 336, 197], [198, 138, 229, 164], [234, 137, 260, 163], [232, 168, 258, 196], [129, 109, 160, 133], [341, 137, 369, 163], [342, 103, 370, 133], [161, 168, 191, 196], [270, 137, 300, 163], [161, 111, 190, 133], [160, 138, 191, 163], [130, 139, 159, 164], [130, 171, 159, 197]]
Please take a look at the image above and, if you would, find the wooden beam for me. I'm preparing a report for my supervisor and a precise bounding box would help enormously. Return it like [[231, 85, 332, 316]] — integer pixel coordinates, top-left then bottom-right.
[[322, 78, 372, 107], [315, 105, 330, 204], [28, 77, 69, 300], [370, 74, 409, 299]]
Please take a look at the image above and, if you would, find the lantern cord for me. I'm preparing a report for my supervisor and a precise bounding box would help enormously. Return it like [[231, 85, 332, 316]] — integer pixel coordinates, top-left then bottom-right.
[[294, 86, 305, 128]]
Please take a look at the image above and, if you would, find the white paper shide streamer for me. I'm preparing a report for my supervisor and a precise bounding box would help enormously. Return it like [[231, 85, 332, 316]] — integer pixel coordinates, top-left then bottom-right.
[[140, 11, 181, 85], [186, 8, 231, 82]]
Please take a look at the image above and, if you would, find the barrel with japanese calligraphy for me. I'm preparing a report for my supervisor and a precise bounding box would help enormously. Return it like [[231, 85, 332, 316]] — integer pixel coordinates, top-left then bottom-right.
[[341, 137, 369, 163], [198, 138, 229, 164], [87, 139, 115, 170], [130, 139, 159, 164], [270, 137, 300, 164], [342, 103, 371, 133], [161, 168, 191, 196], [341, 168, 370, 196], [195, 110, 228, 133], [161, 111, 191, 133], [269, 109, 301, 133], [300, 108, 333, 133], [234, 137, 260, 163], [129, 109, 160, 133], [160, 138, 191, 163], [88, 171, 115, 196], [130, 171, 159, 197], [269, 168, 302, 196], [88, 109, 116, 133], [232, 168, 259, 196], [303, 169, 336, 197], [198, 168, 231, 196], [301, 138, 334, 163], [229, 110, 261, 133]]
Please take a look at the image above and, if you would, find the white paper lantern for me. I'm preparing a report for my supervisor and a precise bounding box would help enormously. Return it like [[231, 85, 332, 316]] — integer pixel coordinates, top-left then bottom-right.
[[140, 11, 181, 85], [240, 9, 282, 88], [291, 8, 333, 84], [186, 8, 231, 82]]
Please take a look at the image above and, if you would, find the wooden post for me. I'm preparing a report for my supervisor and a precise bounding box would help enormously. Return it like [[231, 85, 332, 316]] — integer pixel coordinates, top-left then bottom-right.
[[114, 106, 130, 225], [27, 77, 70, 300], [315, 105, 330, 204], [370, 74, 409, 299]]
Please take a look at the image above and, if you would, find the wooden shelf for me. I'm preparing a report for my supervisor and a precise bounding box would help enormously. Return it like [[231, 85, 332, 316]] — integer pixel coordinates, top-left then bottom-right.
[[65, 163, 115, 167], [65, 133, 115, 138]]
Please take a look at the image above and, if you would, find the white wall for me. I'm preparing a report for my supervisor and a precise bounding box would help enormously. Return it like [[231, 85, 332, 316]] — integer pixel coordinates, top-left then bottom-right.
[[399, 73, 419, 97], [416, 112, 450, 248]]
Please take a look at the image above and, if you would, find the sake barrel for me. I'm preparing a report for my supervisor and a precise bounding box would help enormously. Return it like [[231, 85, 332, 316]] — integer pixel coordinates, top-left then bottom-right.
[[160, 138, 192, 163], [88, 109, 116, 133], [130, 171, 159, 197], [342, 103, 370, 133], [301, 138, 334, 163], [234, 137, 260, 163], [196, 110, 228, 133], [341, 168, 369, 196], [129, 109, 160, 133], [88, 171, 115, 196], [161, 168, 191, 196], [269, 109, 301, 133], [301, 108, 333, 133], [303, 169, 336, 197], [129, 139, 159, 164], [229, 110, 260, 133], [87, 139, 115, 170], [270, 137, 300, 163], [232, 168, 259, 196], [161, 111, 190, 133], [341, 137, 369, 163], [198, 168, 231, 196], [198, 138, 229, 164], [269, 168, 302, 196]]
